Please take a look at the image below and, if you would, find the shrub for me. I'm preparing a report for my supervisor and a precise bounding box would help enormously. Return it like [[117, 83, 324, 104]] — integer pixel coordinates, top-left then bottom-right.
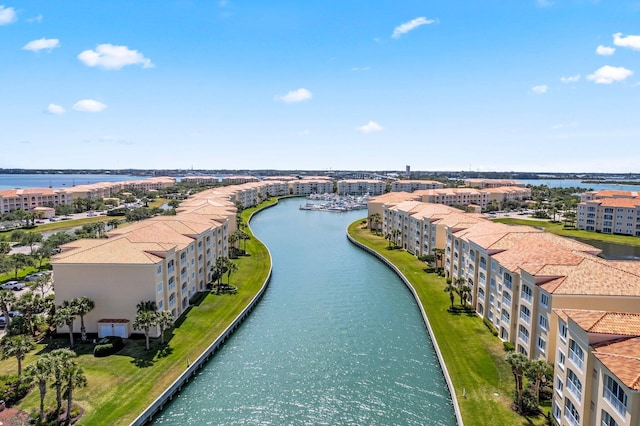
[[93, 336, 124, 357], [503, 341, 515, 352], [0, 374, 31, 405], [483, 317, 499, 336]]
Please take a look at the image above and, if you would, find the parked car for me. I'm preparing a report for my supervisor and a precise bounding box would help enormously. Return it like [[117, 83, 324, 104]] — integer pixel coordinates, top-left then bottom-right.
[[24, 272, 47, 282], [0, 281, 25, 291], [0, 311, 22, 325]]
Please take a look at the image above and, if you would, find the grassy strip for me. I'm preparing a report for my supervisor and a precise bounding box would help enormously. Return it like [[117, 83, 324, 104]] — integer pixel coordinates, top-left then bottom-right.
[[347, 221, 547, 426], [493, 218, 640, 247], [3, 202, 274, 425]]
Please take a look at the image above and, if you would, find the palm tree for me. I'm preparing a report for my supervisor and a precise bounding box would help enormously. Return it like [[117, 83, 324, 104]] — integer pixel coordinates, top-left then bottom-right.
[[156, 310, 174, 345], [136, 300, 157, 313], [49, 348, 75, 416], [454, 277, 466, 305], [213, 257, 230, 292], [25, 356, 53, 422], [0, 334, 36, 376], [226, 260, 238, 286], [238, 230, 251, 253], [432, 248, 445, 271], [391, 229, 401, 247], [14, 291, 46, 335], [506, 352, 530, 414], [443, 280, 456, 309], [8, 253, 34, 279], [526, 359, 552, 406], [53, 305, 78, 348], [133, 309, 158, 351], [0, 241, 11, 257], [0, 289, 16, 328], [63, 362, 87, 424], [72, 296, 95, 342], [460, 285, 472, 306]]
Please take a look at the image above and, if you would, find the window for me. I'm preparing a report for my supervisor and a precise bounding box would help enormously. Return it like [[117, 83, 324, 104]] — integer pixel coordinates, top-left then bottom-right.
[[537, 336, 546, 353], [539, 315, 549, 331], [559, 321, 567, 342], [157, 299, 164, 310], [558, 350, 565, 370], [555, 376, 564, 396], [566, 369, 582, 400], [168, 277, 175, 291], [518, 325, 529, 344], [604, 375, 627, 416], [157, 283, 163, 294], [540, 293, 549, 307], [520, 305, 531, 323], [601, 410, 618, 426], [504, 272, 512, 290], [156, 265, 162, 274], [569, 340, 584, 371], [502, 309, 510, 323], [503, 291, 512, 307], [564, 398, 580, 426], [521, 285, 532, 303], [552, 401, 561, 422]]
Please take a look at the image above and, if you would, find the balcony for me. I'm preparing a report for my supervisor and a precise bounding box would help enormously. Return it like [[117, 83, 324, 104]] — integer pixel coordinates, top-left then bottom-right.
[[568, 349, 584, 371], [564, 408, 580, 426], [604, 387, 626, 417], [566, 379, 582, 400], [520, 312, 530, 324], [518, 331, 529, 344], [521, 292, 532, 303]]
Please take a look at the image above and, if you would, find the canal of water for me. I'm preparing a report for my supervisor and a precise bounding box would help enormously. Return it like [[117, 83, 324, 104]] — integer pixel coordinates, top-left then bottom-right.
[[150, 197, 456, 425]]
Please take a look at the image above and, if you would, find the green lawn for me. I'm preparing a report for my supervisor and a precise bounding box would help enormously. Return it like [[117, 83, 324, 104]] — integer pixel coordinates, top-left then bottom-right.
[[493, 218, 640, 247], [1, 202, 273, 425], [348, 221, 548, 426]]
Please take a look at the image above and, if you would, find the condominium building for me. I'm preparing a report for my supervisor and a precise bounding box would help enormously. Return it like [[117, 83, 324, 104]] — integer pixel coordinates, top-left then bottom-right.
[[336, 179, 386, 196], [577, 197, 640, 236], [180, 176, 221, 184], [552, 309, 640, 426], [391, 180, 444, 192], [464, 179, 525, 189], [289, 179, 334, 195], [221, 176, 259, 184]]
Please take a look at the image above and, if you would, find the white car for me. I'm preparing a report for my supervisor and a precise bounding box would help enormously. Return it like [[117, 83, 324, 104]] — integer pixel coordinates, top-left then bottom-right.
[[0, 281, 26, 291]]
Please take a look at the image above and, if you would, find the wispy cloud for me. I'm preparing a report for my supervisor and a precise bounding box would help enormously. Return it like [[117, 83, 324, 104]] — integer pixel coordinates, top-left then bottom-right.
[[535, 0, 554, 7], [27, 14, 43, 23], [532, 85, 548, 94], [298, 129, 310, 136], [351, 66, 370, 72], [98, 136, 132, 145], [0, 5, 17, 25], [357, 121, 383, 133], [596, 45, 615, 56], [275, 88, 312, 103], [78, 44, 154, 70], [73, 99, 108, 112], [23, 38, 60, 52], [587, 65, 633, 84], [392, 17, 437, 39], [551, 121, 578, 130], [46, 104, 65, 114], [613, 33, 640, 50], [560, 74, 580, 83]]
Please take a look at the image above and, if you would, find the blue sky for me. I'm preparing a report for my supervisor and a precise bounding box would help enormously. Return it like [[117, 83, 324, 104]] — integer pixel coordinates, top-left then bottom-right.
[[2, 1, 640, 172]]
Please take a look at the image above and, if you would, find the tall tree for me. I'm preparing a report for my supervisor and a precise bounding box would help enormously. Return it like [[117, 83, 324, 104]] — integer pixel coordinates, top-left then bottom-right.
[[0, 241, 11, 257], [72, 296, 95, 342], [443, 280, 456, 309], [526, 359, 552, 406], [156, 310, 174, 345], [8, 253, 34, 279], [49, 348, 76, 416], [454, 277, 467, 305], [226, 260, 238, 286], [136, 300, 157, 313], [14, 291, 46, 336], [63, 362, 87, 424], [53, 304, 78, 348], [506, 352, 530, 414], [133, 309, 159, 351], [0, 334, 36, 376], [25, 356, 53, 422]]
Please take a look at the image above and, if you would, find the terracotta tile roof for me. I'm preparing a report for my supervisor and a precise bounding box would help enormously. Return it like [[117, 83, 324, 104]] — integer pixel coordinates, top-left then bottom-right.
[[370, 192, 420, 204], [592, 337, 640, 390], [594, 190, 639, 198], [598, 198, 640, 208], [492, 236, 588, 275], [53, 236, 167, 264], [560, 310, 640, 335]]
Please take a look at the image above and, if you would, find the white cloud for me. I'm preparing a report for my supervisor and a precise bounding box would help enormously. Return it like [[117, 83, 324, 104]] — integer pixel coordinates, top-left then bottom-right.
[[73, 99, 108, 112], [532, 85, 548, 94], [78, 44, 154, 70], [23, 38, 60, 52], [392, 17, 437, 39], [298, 129, 310, 136], [560, 74, 580, 83], [357, 121, 383, 133], [613, 33, 640, 51], [27, 14, 43, 23], [0, 5, 17, 25], [46, 104, 65, 114], [351, 66, 370, 72], [275, 88, 312, 103], [586, 65, 633, 84], [551, 121, 578, 130], [596, 45, 615, 56], [536, 0, 554, 7]]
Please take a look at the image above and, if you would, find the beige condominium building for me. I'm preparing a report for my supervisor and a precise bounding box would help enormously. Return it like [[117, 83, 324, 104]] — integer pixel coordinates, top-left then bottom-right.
[[464, 179, 526, 189], [552, 309, 640, 426], [51, 181, 293, 340], [390, 180, 444, 192], [577, 195, 640, 236], [289, 179, 334, 195], [336, 179, 386, 196]]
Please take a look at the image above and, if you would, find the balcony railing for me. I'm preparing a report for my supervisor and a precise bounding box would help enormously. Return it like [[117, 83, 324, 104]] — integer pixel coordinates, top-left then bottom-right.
[[564, 408, 580, 426], [604, 387, 626, 417], [518, 332, 529, 344], [566, 379, 582, 400], [521, 292, 532, 303], [568, 349, 584, 371], [520, 312, 530, 324]]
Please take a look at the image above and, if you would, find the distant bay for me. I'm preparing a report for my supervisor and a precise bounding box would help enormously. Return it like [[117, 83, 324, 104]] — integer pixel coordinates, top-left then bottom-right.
[[0, 174, 145, 190]]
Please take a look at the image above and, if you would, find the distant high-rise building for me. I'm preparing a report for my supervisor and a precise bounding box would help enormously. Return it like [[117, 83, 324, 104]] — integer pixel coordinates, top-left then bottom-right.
[[406, 165, 411, 176]]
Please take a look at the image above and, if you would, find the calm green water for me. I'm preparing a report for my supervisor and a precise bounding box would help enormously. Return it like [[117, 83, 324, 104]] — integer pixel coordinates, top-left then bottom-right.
[[151, 198, 456, 425]]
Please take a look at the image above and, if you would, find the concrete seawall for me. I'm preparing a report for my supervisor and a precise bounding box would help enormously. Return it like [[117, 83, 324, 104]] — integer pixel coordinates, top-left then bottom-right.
[[346, 232, 464, 426], [130, 202, 278, 426]]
